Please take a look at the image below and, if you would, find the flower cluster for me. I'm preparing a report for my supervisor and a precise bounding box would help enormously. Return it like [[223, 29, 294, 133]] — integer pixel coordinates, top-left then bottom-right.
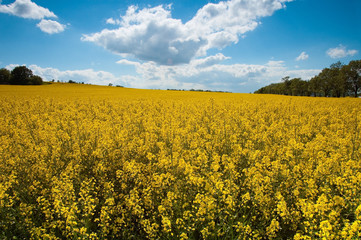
[[0, 84, 360, 239]]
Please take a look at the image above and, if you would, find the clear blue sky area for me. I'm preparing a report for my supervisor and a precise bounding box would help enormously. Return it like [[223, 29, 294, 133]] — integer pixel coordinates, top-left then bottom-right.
[[1, 0, 360, 92]]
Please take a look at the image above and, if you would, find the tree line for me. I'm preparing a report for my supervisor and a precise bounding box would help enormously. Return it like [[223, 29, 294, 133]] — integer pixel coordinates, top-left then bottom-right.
[[0, 66, 43, 85], [255, 60, 361, 97], [167, 88, 231, 93]]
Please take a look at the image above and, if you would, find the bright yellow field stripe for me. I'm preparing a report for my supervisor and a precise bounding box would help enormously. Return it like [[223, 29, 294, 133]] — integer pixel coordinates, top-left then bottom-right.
[[0, 83, 360, 239]]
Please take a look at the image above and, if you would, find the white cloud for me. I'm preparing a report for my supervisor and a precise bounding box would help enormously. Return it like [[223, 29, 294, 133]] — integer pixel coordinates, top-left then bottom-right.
[[296, 51, 309, 61], [5, 63, 22, 70], [326, 45, 358, 59], [82, 5, 204, 65], [0, 0, 67, 34], [192, 53, 231, 68], [82, 0, 293, 65], [37, 19, 66, 34], [6, 58, 320, 93], [106, 17, 121, 25], [106, 18, 116, 25], [6, 64, 127, 86], [117, 56, 320, 92], [116, 59, 141, 67], [0, 0, 56, 19], [186, 0, 291, 52]]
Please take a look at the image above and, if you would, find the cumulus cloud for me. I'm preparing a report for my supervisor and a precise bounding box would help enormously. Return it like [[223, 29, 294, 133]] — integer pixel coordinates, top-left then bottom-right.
[[117, 56, 320, 92], [187, 0, 291, 52], [106, 17, 121, 25], [37, 19, 66, 34], [6, 56, 320, 93], [326, 45, 358, 59], [0, 0, 67, 34], [83, 5, 205, 65], [296, 51, 309, 61], [116, 59, 141, 67], [82, 0, 293, 65], [6, 64, 127, 86], [192, 53, 231, 68], [0, 0, 56, 19]]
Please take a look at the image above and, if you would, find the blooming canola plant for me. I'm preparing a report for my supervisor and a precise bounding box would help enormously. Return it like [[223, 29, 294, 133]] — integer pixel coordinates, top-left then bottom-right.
[[0, 84, 360, 239]]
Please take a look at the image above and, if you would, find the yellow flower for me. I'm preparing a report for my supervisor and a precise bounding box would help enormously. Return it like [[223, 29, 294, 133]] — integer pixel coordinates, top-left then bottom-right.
[[1, 84, 360, 239]]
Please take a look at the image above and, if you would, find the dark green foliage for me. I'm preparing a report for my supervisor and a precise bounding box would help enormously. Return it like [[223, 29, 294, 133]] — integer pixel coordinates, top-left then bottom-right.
[[255, 60, 361, 97], [345, 60, 361, 97], [255, 78, 310, 96], [0, 68, 11, 84], [1, 66, 44, 85], [10, 66, 33, 85], [29, 75, 43, 85]]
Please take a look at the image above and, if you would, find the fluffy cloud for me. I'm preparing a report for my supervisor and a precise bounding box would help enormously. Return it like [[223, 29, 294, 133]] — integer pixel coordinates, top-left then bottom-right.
[[37, 19, 66, 34], [116, 56, 320, 92], [82, 0, 293, 65], [192, 53, 231, 68], [326, 45, 358, 59], [187, 0, 291, 52], [6, 57, 320, 93], [0, 0, 56, 19], [296, 51, 309, 61], [106, 17, 121, 25], [0, 0, 67, 34], [6, 64, 127, 86], [83, 5, 204, 65]]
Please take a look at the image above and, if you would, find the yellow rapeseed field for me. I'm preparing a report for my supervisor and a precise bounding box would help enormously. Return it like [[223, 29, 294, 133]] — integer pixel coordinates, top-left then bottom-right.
[[0, 83, 360, 239]]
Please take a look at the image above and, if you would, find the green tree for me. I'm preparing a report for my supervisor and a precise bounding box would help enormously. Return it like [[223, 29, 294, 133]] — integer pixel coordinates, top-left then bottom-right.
[[309, 76, 321, 97], [329, 61, 347, 97], [345, 60, 361, 97], [0, 68, 11, 84], [10, 66, 33, 85], [29, 75, 43, 85], [282, 76, 291, 95], [254, 59, 361, 97], [318, 68, 334, 97], [289, 78, 309, 96]]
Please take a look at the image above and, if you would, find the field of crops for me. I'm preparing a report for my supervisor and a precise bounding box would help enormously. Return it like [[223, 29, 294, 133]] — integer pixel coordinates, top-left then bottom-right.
[[0, 84, 360, 239]]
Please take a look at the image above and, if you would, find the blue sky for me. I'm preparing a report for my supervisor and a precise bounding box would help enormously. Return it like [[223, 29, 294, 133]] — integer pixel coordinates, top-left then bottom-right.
[[0, 0, 360, 92]]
